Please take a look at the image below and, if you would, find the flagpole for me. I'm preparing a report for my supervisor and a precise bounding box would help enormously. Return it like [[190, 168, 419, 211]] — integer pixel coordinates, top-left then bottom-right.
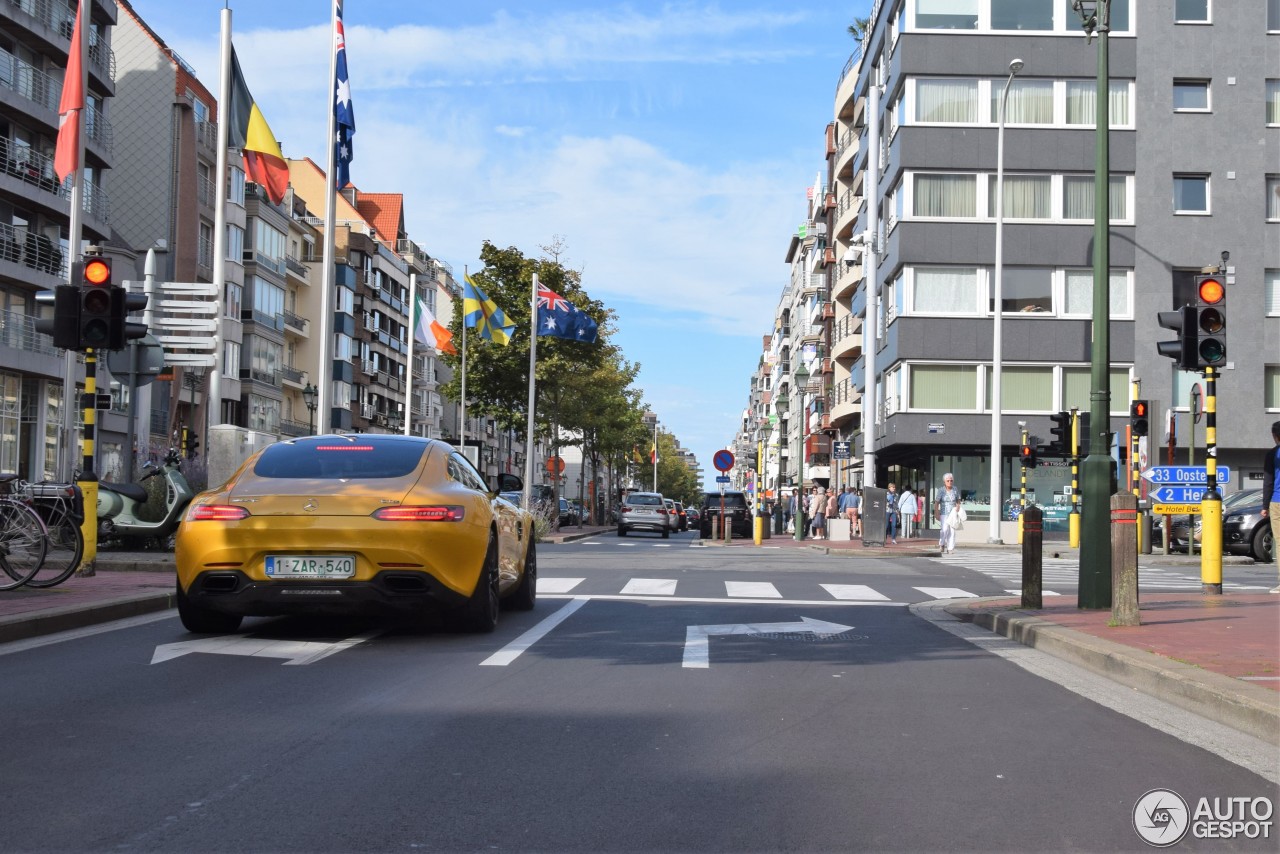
[[459, 266, 468, 452], [208, 6, 233, 444], [58, 0, 88, 480], [405, 273, 417, 437], [653, 420, 658, 492], [317, 0, 342, 433], [522, 272, 539, 513]]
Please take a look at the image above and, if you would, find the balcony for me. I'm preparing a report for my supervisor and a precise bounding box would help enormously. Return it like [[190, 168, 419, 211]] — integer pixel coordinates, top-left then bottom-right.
[[285, 254, 309, 278], [362, 359, 377, 376], [240, 367, 281, 388], [282, 309, 307, 333], [280, 364, 304, 385], [0, 307, 60, 358], [831, 315, 861, 362], [0, 223, 65, 279], [280, 419, 310, 438]]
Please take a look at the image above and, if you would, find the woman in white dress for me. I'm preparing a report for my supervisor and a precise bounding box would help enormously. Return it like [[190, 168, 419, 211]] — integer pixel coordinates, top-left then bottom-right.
[[934, 473, 960, 554]]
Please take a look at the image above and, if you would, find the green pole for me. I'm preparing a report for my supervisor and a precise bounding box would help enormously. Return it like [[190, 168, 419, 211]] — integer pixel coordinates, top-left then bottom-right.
[[1077, 1, 1113, 609]]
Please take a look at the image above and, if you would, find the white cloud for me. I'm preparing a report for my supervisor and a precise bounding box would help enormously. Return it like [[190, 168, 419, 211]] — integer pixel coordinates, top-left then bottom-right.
[[493, 124, 530, 137]]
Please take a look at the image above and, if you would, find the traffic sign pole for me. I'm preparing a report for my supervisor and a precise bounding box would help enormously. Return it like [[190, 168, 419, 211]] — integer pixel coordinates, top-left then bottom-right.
[[1201, 366, 1222, 594]]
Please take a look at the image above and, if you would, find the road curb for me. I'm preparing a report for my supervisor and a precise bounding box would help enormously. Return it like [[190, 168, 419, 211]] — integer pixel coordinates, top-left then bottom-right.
[[950, 603, 1280, 747], [0, 592, 175, 645]]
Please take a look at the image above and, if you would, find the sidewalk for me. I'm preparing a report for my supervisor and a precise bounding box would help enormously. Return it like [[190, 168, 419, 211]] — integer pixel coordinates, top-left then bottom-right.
[[2, 531, 1276, 746]]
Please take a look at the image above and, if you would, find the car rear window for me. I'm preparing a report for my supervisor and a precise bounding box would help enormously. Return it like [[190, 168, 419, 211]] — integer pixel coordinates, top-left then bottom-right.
[[253, 438, 427, 479], [704, 492, 748, 508], [627, 494, 662, 506]]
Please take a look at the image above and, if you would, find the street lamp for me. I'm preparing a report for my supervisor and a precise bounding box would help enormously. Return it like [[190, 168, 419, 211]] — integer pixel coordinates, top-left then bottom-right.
[[793, 361, 810, 541], [988, 57, 1023, 545], [302, 382, 318, 436], [1072, 0, 1115, 609]]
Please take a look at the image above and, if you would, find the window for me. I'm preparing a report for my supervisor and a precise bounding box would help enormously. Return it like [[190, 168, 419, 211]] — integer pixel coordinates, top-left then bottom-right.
[[1268, 81, 1280, 125], [992, 268, 1053, 313], [1066, 80, 1131, 127], [914, 173, 977, 217], [1267, 367, 1280, 410], [985, 366, 1054, 411], [1268, 176, 1280, 220], [223, 340, 240, 376], [224, 281, 242, 319], [1271, 0, 1280, 30], [250, 337, 281, 382], [915, 0, 977, 30], [987, 174, 1051, 219], [916, 78, 978, 123], [1175, 0, 1210, 23], [1173, 80, 1210, 112], [1063, 270, 1131, 318], [1171, 369, 1201, 410], [227, 165, 245, 206], [910, 365, 977, 410], [254, 220, 286, 267], [1062, 175, 1128, 221], [992, 79, 1054, 124], [992, 0, 1053, 30], [1173, 174, 1210, 214], [1266, 270, 1280, 316], [226, 224, 244, 260], [912, 267, 978, 313], [1063, 367, 1131, 415]]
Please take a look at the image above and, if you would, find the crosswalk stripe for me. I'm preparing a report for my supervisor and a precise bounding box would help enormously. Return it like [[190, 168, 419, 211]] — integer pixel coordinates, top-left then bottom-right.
[[540, 577, 584, 593], [1005, 589, 1063, 597], [821, 584, 892, 601], [914, 586, 979, 599], [621, 578, 678, 596], [725, 581, 782, 598]]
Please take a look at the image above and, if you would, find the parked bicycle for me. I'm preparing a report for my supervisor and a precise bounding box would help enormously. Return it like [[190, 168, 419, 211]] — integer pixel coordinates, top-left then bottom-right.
[[17, 479, 84, 588], [0, 474, 49, 591]]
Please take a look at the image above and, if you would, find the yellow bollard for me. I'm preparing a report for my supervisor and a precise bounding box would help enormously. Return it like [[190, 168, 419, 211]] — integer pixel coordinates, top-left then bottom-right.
[[1200, 495, 1222, 594], [1068, 510, 1080, 549], [77, 477, 98, 577], [753, 515, 762, 545]]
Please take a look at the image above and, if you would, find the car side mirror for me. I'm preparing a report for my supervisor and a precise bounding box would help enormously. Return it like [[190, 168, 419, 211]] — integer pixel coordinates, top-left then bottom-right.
[[494, 473, 523, 494]]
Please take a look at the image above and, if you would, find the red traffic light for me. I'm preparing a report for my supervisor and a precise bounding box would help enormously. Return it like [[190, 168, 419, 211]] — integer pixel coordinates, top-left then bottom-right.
[[82, 257, 111, 286], [1197, 276, 1224, 304], [1132, 401, 1146, 417]]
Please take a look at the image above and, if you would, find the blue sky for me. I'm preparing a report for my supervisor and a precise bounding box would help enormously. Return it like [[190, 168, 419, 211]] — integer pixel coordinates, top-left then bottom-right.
[[125, 0, 869, 486]]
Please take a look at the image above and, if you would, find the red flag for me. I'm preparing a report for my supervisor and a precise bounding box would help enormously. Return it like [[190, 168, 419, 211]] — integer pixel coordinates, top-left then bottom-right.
[[54, 1, 84, 183]]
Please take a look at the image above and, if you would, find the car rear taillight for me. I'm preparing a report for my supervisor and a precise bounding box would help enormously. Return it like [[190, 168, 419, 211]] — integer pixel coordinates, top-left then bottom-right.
[[658, 508, 668, 515], [621, 506, 631, 513], [372, 505, 465, 522], [188, 504, 250, 521]]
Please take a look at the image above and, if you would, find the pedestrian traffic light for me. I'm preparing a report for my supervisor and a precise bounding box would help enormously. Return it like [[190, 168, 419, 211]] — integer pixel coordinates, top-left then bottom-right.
[[33, 286, 81, 350], [1156, 304, 1196, 371], [1193, 273, 1226, 369], [1047, 410, 1071, 457], [1129, 400, 1150, 437], [109, 285, 149, 350], [1020, 439, 1038, 469], [75, 257, 113, 350]]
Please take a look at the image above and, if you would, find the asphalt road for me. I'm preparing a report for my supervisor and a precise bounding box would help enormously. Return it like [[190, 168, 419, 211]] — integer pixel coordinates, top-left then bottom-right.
[[2, 531, 1275, 852]]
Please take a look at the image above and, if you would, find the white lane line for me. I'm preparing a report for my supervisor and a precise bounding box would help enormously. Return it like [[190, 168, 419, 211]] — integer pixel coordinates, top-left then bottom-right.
[[538, 593, 904, 606], [480, 597, 589, 666], [821, 583, 891, 601], [1241, 676, 1280, 682], [621, 578, 678, 596], [913, 587, 979, 599], [725, 581, 782, 598], [539, 577, 585, 593], [1004, 589, 1063, 597]]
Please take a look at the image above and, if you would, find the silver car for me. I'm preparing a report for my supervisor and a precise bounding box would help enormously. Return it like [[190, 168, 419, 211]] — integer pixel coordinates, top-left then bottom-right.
[[618, 492, 670, 538]]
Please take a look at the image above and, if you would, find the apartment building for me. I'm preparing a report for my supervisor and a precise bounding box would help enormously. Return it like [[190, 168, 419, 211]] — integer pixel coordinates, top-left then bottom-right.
[[0, 0, 115, 479], [746, 0, 1277, 529]]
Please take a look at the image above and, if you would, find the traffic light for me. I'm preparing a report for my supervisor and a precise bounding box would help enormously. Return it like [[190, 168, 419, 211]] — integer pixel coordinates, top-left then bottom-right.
[[1020, 439, 1038, 469], [75, 257, 113, 350], [33, 286, 81, 350], [1156, 304, 1196, 371], [1047, 411, 1071, 457], [1192, 273, 1226, 369], [186, 431, 200, 460], [1129, 400, 1150, 437], [110, 285, 149, 350]]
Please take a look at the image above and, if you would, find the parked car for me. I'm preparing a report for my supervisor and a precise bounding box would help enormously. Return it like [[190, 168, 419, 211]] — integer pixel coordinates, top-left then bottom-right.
[[663, 498, 681, 532], [700, 491, 751, 538], [618, 492, 670, 538], [1153, 489, 1269, 561], [175, 435, 536, 634], [685, 507, 701, 528], [558, 497, 580, 527]]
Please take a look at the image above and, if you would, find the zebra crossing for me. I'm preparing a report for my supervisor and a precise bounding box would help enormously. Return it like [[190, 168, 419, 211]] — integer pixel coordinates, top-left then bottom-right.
[[929, 549, 1271, 593], [538, 576, 983, 603]]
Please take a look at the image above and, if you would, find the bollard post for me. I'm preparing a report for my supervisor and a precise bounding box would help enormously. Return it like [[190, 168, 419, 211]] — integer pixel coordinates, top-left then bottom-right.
[[1021, 505, 1043, 609], [712, 516, 721, 542], [1111, 493, 1140, 626]]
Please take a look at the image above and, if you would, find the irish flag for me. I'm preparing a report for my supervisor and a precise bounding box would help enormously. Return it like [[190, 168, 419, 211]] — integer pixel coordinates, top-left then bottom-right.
[[227, 48, 289, 205], [414, 295, 456, 355]]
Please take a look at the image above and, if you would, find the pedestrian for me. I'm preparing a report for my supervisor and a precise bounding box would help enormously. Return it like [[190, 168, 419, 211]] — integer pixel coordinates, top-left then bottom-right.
[[825, 488, 840, 534], [885, 483, 900, 545], [809, 487, 827, 540], [1265, 421, 1280, 593], [898, 485, 918, 541], [841, 486, 860, 540], [784, 491, 795, 533], [935, 473, 960, 554]]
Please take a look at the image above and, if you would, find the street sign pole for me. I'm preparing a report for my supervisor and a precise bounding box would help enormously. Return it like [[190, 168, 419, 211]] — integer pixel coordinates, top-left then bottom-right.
[[1201, 367, 1222, 594]]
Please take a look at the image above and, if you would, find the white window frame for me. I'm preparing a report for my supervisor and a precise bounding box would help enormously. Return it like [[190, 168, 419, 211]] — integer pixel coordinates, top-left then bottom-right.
[[1267, 80, 1280, 126], [1173, 174, 1211, 215], [1174, 0, 1211, 24], [1267, 176, 1280, 222], [1266, 270, 1280, 316], [1173, 79, 1211, 113]]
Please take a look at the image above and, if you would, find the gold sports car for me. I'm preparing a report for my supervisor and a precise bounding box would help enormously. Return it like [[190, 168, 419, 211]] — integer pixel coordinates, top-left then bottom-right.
[[175, 434, 536, 633]]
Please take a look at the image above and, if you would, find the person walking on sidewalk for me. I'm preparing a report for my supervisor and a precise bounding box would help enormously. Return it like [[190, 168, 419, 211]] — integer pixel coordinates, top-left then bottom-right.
[[935, 474, 960, 554], [838, 486, 857, 540], [809, 487, 827, 540], [1265, 420, 1280, 593], [898, 485, 918, 541]]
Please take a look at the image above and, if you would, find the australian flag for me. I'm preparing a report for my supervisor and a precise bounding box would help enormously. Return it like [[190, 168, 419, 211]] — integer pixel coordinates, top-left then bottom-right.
[[536, 283, 599, 343], [333, 0, 355, 188]]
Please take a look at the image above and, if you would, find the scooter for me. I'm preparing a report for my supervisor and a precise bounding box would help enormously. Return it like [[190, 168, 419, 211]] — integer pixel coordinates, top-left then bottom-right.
[[97, 448, 196, 548]]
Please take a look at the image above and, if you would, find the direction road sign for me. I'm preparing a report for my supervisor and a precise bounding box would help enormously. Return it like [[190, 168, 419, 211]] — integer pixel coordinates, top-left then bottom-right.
[[713, 449, 735, 472], [715, 475, 731, 483], [1149, 485, 1216, 504], [1150, 503, 1202, 515], [1141, 465, 1232, 485]]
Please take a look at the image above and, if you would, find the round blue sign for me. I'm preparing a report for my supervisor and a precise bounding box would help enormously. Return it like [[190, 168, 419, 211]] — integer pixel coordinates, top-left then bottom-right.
[[713, 449, 735, 472]]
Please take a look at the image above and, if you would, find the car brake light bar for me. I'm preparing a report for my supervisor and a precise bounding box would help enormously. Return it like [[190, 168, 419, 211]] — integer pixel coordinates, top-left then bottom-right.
[[188, 504, 250, 521], [372, 505, 465, 522]]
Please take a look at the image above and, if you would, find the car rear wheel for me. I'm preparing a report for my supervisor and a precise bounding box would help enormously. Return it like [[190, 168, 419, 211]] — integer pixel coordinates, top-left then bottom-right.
[[617, 526, 626, 537], [505, 539, 536, 612], [176, 577, 243, 634], [1253, 525, 1274, 565], [456, 535, 500, 633]]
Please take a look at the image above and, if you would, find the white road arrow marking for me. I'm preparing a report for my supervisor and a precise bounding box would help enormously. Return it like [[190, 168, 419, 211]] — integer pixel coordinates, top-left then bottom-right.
[[682, 616, 855, 669], [151, 630, 381, 666]]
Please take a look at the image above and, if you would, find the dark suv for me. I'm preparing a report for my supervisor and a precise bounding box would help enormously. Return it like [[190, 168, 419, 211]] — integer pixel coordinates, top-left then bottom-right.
[[700, 491, 752, 538]]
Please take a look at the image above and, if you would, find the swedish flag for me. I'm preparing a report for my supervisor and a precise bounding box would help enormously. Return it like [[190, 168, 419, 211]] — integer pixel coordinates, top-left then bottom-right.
[[463, 274, 516, 346]]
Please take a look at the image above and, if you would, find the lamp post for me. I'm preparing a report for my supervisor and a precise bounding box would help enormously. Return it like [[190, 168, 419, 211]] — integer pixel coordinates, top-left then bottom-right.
[[793, 361, 810, 541], [303, 382, 318, 436], [988, 57, 1024, 545], [1073, 0, 1114, 609]]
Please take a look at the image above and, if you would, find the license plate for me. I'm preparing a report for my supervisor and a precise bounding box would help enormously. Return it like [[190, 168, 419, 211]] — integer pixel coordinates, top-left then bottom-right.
[[265, 555, 356, 578]]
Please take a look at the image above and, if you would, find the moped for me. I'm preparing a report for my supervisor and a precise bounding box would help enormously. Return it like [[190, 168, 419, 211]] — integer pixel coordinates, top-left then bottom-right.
[[97, 448, 195, 548]]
